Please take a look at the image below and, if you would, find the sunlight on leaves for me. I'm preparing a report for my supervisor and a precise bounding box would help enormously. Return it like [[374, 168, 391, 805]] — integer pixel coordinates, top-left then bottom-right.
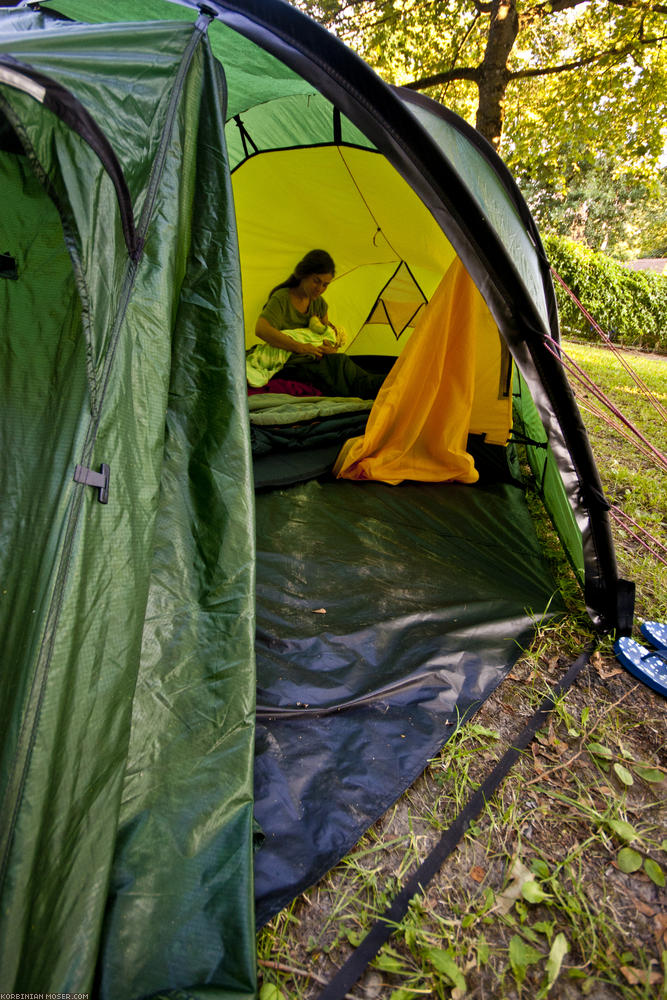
[[259, 985, 286, 1000], [643, 858, 665, 887], [545, 932, 570, 988]]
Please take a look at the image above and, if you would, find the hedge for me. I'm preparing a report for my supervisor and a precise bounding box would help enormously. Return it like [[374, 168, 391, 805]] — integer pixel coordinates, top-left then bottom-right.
[[543, 235, 667, 354]]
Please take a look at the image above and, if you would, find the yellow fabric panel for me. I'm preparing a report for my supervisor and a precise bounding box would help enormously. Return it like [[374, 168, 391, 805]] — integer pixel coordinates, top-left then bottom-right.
[[334, 260, 480, 485], [347, 322, 408, 357], [231, 145, 456, 347], [468, 311, 513, 447]]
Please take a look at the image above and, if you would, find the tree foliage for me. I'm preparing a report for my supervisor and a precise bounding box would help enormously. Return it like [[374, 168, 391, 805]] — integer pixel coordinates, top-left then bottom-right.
[[293, 0, 667, 257]]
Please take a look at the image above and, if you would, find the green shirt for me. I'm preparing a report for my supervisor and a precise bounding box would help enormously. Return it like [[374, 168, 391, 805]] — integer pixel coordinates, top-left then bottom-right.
[[260, 287, 328, 330], [247, 289, 332, 387]]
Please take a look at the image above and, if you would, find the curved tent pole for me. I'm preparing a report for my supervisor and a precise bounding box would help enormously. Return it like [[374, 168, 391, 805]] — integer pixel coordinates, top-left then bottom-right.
[[191, 0, 624, 628]]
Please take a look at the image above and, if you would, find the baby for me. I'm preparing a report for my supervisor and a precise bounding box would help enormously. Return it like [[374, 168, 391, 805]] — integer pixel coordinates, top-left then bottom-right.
[[309, 315, 347, 350]]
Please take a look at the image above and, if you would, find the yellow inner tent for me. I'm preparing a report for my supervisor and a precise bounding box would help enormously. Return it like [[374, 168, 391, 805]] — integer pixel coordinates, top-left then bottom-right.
[[232, 144, 513, 478]]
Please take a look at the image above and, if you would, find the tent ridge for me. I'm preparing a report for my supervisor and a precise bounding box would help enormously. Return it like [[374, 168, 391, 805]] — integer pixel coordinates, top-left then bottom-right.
[[134, 12, 211, 238]]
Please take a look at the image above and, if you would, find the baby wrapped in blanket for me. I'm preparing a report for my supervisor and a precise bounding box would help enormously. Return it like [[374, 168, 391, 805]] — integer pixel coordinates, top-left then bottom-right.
[[246, 316, 346, 388]]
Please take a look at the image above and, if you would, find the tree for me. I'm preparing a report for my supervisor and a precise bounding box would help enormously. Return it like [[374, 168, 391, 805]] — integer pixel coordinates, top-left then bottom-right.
[[295, 0, 667, 256]]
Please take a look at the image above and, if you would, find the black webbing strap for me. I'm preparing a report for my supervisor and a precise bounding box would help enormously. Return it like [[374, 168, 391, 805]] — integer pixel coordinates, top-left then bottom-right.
[[316, 648, 592, 1000]]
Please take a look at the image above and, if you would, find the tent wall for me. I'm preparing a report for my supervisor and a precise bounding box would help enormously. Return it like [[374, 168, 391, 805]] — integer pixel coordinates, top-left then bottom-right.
[[0, 15, 256, 998], [0, 133, 89, 846], [231, 145, 456, 348], [232, 149, 513, 445]]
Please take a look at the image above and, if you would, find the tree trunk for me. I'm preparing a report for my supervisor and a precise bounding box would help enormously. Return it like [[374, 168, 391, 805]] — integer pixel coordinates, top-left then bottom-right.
[[475, 0, 519, 149]]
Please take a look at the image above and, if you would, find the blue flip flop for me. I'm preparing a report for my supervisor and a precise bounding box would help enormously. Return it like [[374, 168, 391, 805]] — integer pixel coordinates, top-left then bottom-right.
[[614, 636, 667, 698], [640, 620, 667, 652]]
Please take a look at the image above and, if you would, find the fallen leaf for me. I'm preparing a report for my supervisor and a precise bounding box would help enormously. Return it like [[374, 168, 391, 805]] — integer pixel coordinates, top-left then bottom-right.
[[496, 858, 533, 914], [312, 608, 327, 614], [469, 865, 486, 883], [620, 966, 662, 987], [593, 653, 624, 679], [630, 894, 656, 917], [654, 912, 667, 946]]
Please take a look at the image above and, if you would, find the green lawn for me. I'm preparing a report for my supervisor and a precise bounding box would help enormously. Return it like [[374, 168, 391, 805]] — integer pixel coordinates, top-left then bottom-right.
[[562, 340, 666, 620]]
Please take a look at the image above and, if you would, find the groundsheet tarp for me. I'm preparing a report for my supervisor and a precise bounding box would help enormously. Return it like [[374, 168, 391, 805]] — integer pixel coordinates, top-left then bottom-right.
[[253, 477, 564, 923]]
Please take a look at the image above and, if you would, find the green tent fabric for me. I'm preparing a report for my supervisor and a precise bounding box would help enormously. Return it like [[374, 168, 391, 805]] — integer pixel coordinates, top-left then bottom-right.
[[0, 13, 256, 999], [0, 3, 631, 998]]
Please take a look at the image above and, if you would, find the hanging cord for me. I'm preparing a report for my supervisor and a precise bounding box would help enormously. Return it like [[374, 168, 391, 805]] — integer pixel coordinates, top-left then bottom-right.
[[541, 335, 667, 473], [608, 506, 667, 568], [550, 267, 667, 424], [574, 388, 667, 471], [335, 146, 403, 260], [539, 327, 667, 563]]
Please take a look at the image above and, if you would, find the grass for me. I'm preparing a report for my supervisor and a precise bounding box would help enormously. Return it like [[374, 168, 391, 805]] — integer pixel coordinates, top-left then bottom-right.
[[257, 341, 667, 1000], [561, 340, 667, 618]]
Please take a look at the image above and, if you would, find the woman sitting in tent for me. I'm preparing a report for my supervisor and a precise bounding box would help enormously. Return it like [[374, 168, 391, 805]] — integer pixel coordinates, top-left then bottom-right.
[[246, 249, 385, 398]]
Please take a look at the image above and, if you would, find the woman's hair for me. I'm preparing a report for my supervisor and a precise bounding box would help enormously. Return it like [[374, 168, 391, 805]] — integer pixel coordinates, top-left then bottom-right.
[[269, 249, 335, 298]]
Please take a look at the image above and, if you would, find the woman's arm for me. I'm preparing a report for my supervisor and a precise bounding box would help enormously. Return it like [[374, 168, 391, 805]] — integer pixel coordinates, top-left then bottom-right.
[[255, 316, 326, 357]]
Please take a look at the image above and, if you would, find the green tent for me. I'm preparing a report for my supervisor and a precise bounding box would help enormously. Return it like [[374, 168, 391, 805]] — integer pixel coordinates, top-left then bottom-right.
[[0, 2, 631, 997]]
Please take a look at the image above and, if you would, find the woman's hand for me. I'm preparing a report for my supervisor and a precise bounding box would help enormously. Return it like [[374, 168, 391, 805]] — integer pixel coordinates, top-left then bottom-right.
[[294, 340, 325, 357], [319, 340, 338, 354]]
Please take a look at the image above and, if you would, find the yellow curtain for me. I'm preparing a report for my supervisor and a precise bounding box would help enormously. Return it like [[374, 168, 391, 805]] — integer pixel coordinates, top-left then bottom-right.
[[334, 259, 482, 485]]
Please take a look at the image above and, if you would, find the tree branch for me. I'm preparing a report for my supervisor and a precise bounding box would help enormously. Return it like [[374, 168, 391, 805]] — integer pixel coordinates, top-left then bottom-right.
[[509, 33, 667, 80], [533, 0, 595, 13], [405, 66, 481, 90], [405, 23, 667, 93], [604, 0, 667, 13], [445, 12, 482, 88], [526, 0, 667, 23], [532, 0, 667, 13]]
